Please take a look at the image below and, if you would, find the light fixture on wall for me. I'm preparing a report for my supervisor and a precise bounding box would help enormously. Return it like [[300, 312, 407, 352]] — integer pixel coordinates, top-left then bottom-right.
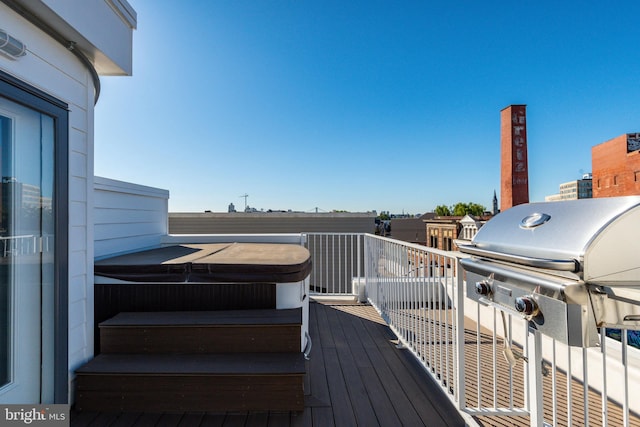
[[0, 29, 27, 59]]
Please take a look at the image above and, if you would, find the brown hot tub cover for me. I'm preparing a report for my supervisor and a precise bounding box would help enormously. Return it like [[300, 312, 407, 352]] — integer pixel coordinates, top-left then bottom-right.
[[94, 243, 312, 283]]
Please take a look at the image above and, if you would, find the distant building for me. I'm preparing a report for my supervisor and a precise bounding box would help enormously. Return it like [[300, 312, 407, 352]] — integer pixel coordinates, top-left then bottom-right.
[[545, 194, 563, 202], [545, 175, 593, 201], [390, 213, 436, 245], [500, 105, 529, 211], [1, 180, 53, 234], [228, 202, 236, 213], [169, 211, 376, 234], [426, 216, 461, 251], [592, 133, 640, 198], [425, 214, 491, 252], [457, 214, 485, 242]]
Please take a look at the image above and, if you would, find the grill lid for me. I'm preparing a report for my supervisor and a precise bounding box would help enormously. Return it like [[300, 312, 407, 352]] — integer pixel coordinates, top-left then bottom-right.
[[460, 196, 640, 285]]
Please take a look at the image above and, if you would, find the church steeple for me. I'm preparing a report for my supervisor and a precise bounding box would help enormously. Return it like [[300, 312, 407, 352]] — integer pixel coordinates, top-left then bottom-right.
[[493, 190, 499, 215]]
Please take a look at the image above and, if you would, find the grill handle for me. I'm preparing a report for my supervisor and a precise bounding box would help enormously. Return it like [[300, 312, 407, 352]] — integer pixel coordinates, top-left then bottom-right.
[[458, 245, 580, 272]]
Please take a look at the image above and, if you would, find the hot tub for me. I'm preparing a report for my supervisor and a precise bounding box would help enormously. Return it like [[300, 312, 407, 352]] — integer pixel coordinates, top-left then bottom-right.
[[94, 242, 312, 352]]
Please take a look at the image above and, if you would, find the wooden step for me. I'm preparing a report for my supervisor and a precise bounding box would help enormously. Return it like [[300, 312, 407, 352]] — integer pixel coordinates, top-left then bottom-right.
[[74, 353, 305, 412], [93, 282, 277, 354], [99, 308, 302, 354]]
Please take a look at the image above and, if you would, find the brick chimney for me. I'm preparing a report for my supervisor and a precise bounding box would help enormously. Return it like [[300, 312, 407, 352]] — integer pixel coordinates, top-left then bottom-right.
[[500, 105, 529, 211]]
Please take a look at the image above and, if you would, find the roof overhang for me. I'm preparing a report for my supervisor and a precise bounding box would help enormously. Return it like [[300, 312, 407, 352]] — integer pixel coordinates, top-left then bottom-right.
[[6, 0, 136, 75]]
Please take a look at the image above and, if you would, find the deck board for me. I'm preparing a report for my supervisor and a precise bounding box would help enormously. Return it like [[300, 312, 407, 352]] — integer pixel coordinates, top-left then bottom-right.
[[174, 413, 204, 427], [107, 412, 143, 427], [323, 305, 381, 427], [71, 298, 466, 427], [197, 413, 224, 427], [305, 302, 331, 407], [76, 353, 306, 376], [100, 309, 302, 327]]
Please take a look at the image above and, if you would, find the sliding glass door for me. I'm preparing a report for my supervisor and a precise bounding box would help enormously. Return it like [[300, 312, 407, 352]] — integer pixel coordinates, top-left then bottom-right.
[[0, 96, 55, 403], [0, 67, 68, 403]]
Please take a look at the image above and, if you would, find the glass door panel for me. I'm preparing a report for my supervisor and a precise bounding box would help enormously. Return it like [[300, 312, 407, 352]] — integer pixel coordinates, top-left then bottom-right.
[[0, 114, 9, 389], [0, 96, 55, 402]]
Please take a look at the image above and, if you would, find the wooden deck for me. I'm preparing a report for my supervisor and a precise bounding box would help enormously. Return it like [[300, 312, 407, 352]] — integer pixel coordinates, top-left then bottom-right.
[[71, 297, 466, 427]]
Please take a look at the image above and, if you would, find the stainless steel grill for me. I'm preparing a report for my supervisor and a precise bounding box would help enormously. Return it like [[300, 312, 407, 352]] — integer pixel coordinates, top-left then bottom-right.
[[459, 196, 640, 347]]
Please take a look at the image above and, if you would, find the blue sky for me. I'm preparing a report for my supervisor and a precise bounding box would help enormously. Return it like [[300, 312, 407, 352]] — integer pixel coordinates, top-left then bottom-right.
[[95, 1, 640, 214]]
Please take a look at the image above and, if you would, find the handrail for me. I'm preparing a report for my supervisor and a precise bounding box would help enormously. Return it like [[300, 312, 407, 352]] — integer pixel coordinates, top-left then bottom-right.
[[299, 232, 640, 426], [458, 244, 580, 272]]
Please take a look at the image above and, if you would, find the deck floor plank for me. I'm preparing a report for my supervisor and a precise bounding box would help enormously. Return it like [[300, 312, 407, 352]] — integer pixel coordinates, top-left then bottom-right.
[[104, 412, 142, 427], [198, 413, 225, 427], [265, 412, 289, 427], [310, 407, 334, 427], [70, 410, 99, 426], [71, 298, 466, 427], [321, 345, 358, 426], [289, 409, 312, 427], [244, 411, 269, 427], [154, 413, 183, 427], [325, 301, 450, 426], [131, 412, 161, 427], [360, 308, 457, 425], [340, 304, 403, 427], [323, 305, 380, 427], [305, 300, 331, 407], [175, 412, 204, 427], [351, 314, 431, 426], [220, 413, 247, 427], [358, 365, 403, 427], [85, 412, 121, 427]]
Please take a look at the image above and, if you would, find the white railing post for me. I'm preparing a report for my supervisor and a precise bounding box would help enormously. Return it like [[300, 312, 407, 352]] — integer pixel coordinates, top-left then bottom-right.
[[527, 328, 544, 427], [364, 235, 370, 302], [622, 331, 630, 427], [455, 257, 466, 410]]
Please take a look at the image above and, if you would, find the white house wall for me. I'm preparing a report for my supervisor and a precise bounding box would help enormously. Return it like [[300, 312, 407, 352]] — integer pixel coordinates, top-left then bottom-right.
[[1, 0, 136, 402], [94, 176, 169, 259], [1, 2, 91, 400]]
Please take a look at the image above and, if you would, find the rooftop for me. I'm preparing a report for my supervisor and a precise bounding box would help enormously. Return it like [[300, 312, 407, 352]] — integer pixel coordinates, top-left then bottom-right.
[[71, 297, 466, 427], [71, 295, 640, 426]]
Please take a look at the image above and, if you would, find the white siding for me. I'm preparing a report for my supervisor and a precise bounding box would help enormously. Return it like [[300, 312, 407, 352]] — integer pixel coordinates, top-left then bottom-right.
[[0, 0, 135, 402], [94, 177, 169, 259], [1, 3, 90, 399]]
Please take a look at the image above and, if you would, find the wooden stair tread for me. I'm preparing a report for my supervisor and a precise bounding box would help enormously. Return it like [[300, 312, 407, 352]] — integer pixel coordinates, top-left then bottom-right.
[[99, 308, 301, 328], [76, 353, 306, 376]]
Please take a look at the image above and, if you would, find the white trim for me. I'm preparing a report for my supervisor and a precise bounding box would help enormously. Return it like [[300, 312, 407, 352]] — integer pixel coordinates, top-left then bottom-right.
[[162, 234, 307, 246], [94, 176, 169, 199], [105, 0, 137, 29]]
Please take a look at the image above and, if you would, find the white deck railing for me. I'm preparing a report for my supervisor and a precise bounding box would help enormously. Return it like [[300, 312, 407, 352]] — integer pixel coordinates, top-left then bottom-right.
[[305, 232, 364, 294], [0, 234, 54, 256], [307, 232, 640, 427]]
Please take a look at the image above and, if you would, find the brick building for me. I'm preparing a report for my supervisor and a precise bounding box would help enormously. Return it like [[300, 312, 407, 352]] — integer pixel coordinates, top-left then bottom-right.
[[500, 105, 529, 211], [424, 214, 491, 253], [592, 133, 640, 198], [425, 217, 462, 252]]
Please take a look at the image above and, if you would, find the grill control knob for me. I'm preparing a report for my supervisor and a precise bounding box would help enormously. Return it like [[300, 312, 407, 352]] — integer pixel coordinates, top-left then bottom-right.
[[475, 281, 491, 296], [514, 296, 539, 316]]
